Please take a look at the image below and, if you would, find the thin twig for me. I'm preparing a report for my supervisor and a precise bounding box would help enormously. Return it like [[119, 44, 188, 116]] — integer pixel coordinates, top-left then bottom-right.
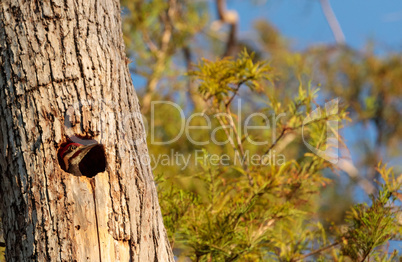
[[214, 110, 238, 157], [226, 106, 253, 186], [225, 78, 252, 108], [263, 127, 288, 156], [215, 0, 238, 57], [141, 0, 175, 113], [293, 240, 341, 261], [215, 97, 253, 186], [319, 0, 345, 45], [225, 86, 240, 108], [184, 46, 205, 110]]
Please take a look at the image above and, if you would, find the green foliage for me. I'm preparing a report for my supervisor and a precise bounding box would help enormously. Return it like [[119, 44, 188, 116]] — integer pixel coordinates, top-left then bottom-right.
[[337, 165, 402, 262], [189, 49, 272, 104], [121, 0, 207, 113], [120, 1, 402, 261], [161, 53, 401, 260], [342, 189, 395, 261], [157, 53, 357, 261]]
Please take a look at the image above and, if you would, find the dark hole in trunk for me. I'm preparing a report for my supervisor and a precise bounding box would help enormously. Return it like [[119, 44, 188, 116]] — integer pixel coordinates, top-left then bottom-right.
[[78, 144, 106, 178]]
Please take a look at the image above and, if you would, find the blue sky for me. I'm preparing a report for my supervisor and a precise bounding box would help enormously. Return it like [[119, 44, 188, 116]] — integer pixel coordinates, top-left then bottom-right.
[[227, 0, 402, 52]]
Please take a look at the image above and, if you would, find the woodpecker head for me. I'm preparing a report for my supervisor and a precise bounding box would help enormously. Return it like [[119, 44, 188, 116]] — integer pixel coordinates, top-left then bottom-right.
[[58, 141, 106, 177]]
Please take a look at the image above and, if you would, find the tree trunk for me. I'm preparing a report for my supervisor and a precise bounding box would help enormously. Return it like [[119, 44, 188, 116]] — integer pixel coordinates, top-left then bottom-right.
[[0, 0, 173, 261]]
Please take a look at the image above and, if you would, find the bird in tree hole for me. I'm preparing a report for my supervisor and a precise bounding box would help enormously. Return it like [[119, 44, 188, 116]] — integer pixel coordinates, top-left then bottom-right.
[[58, 140, 106, 178], [58, 139, 106, 242]]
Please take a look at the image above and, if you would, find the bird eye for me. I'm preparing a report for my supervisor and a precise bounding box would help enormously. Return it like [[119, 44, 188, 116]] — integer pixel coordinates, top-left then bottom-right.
[[70, 145, 77, 150]]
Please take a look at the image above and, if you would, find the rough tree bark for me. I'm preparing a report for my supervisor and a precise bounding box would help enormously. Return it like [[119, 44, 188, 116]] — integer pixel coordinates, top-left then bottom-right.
[[0, 0, 174, 261]]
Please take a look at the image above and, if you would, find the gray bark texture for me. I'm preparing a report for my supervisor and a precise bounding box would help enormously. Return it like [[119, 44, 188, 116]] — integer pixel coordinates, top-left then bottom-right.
[[0, 0, 174, 261]]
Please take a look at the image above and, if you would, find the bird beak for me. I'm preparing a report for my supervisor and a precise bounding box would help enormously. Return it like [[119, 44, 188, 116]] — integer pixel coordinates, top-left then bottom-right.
[[79, 143, 98, 156]]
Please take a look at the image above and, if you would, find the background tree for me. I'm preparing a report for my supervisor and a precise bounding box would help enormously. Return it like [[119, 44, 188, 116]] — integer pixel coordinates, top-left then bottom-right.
[[0, 0, 173, 261], [119, 0, 402, 261]]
